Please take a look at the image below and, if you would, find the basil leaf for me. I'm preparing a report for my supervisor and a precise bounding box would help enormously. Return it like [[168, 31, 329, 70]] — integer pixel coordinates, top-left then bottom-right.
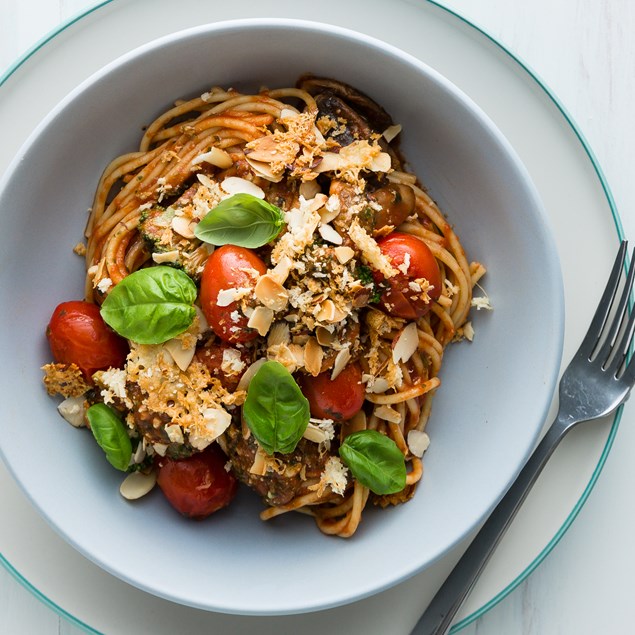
[[86, 403, 132, 472], [194, 193, 285, 248], [100, 266, 196, 344], [339, 430, 406, 495], [243, 361, 310, 454]]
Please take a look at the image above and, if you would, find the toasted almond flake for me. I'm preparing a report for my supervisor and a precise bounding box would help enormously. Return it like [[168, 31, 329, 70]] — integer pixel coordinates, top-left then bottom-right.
[[463, 321, 475, 342], [315, 152, 344, 173], [268, 322, 290, 347], [57, 396, 86, 427], [303, 423, 331, 444], [304, 337, 324, 377], [164, 338, 196, 371], [375, 404, 402, 424], [152, 250, 180, 264], [120, 471, 157, 501], [299, 180, 321, 199], [362, 375, 391, 394], [315, 299, 336, 323], [245, 156, 284, 183], [382, 124, 402, 143], [153, 443, 168, 457], [269, 256, 294, 285], [370, 152, 392, 172], [392, 322, 419, 364], [318, 223, 343, 245], [247, 306, 274, 336], [407, 430, 430, 457], [254, 274, 289, 311], [165, 423, 184, 444], [216, 286, 252, 307], [331, 346, 351, 380], [221, 176, 265, 199], [288, 343, 305, 366], [318, 203, 340, 225], [316, 326, 335, 347], [333, 246, 355, 264], [191, 147, 233, 169], [250, 445, 268, 476], [199, 407, 232, 441], [171, 215, 196, 239], [236, 358, 268, 392]]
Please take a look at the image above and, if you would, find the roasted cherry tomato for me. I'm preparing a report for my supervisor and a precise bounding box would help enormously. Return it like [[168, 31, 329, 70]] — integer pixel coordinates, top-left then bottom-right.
[[199, 245, 267, 343], [299, 363, 365, 421], [46, 300, 128, 378], [155, 443, 238, 519], [375, 233, 442, 320]]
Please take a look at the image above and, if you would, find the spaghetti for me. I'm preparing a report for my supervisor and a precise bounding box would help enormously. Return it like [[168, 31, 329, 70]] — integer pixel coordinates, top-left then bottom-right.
[[47, 76, 486, 538]]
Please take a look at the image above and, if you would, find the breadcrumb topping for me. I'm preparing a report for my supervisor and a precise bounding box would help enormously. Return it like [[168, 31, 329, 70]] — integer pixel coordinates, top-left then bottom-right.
[[42, 363, 90, 398]]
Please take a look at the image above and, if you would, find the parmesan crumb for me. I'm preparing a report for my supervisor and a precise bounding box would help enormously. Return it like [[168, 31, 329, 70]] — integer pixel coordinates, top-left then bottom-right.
[[309, 456, 349, 497]]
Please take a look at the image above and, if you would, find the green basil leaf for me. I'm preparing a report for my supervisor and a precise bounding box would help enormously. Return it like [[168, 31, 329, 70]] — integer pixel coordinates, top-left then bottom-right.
[[194, 193, 285, 248], [100, 266, 196, 344], [86, 403, 132, 472], [339, 430, 407, 495], [243, 361, 310, 454]]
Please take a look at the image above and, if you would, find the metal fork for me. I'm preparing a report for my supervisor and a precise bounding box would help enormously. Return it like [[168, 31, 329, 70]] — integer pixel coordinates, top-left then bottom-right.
[[412, 240, 635, 635]]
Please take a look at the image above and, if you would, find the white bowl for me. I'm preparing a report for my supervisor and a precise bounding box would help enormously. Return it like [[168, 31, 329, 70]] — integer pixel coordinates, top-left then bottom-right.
[[0, 19, 563, 615]]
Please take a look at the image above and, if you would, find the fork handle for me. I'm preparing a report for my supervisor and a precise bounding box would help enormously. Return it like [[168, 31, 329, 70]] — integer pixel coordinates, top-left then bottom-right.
[[411, 415, 569, 635]]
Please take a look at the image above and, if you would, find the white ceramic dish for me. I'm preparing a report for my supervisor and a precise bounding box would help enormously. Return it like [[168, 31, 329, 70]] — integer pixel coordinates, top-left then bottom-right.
[[0, 18, 563, 615]]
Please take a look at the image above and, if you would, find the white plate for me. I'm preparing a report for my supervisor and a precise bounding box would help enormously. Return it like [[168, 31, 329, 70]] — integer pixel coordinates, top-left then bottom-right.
[[0, 0, 622, 633]]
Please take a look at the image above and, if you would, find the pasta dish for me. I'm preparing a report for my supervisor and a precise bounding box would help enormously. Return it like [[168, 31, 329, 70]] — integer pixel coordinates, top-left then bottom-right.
[[42, 76, 487, 537]]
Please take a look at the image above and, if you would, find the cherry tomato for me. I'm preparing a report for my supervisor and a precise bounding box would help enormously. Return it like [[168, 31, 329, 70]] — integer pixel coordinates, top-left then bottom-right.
[[46, 300, 128, 378], [199, 245, 267, 343], [375, 233, 442, 320], [299, 363, 365, 421], [155, 443, 238, 519]]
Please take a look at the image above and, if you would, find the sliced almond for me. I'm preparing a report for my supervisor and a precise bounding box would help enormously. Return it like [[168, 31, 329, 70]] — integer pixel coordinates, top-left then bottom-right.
[[171, 215, 196, 239], [152, 250, 180, 264], [315, 299, 336, 323], [164, 337, 196, 371], [254, 274, 289, 311], [57, 396, 86, 427], [370, 152, 392, 172], [236, 358, 268, 392], [392, 322, 419, 364], [269, 256, 294, 285], [191, 146, 233, 169], [331, 346, 351, 380], [247, 306, 274, 336], [304, 337, 324, 377], [303, 423, 330, 444], [382, 124, 402, 143], [245, 156, 284, 183], [364, 376, 391, 394], [318, 223, 343, 245], [315, 326, 335, 347], [375, 404, 402, 424], [120, 471, 157, 501], [221, 176, 265, 199], [299, 180, 321, 200], [288, 343, 305, 367], [333, 245, 355, 264], [250, 445, 268, 476], [268, 322, 290, 347], [194, 305, 209, 334], [407, 430, 431, 457], [201, 407, 233, 439]]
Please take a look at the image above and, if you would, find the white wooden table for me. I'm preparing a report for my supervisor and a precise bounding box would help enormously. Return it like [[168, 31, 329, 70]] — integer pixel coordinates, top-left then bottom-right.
[[1, 1, 634, 633]]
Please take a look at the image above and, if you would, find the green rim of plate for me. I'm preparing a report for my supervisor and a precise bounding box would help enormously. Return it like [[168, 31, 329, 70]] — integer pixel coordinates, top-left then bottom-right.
[[0, 1, 625, 633]]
